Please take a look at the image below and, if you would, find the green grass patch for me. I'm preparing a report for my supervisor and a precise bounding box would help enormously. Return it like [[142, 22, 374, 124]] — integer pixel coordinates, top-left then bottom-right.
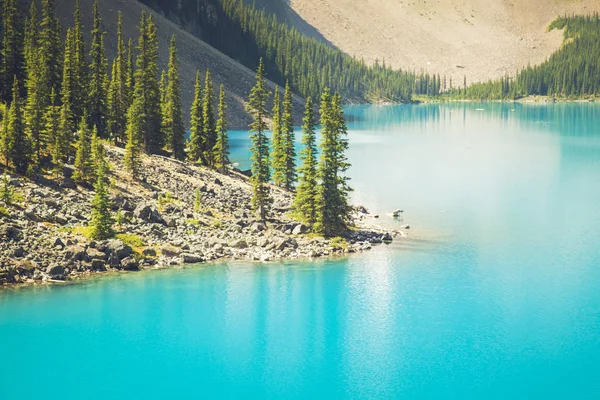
[[72, 225, 93, 239], [329, 237, 348, 250], [0, 205, 9, 217], [115, 233, 146, 248]]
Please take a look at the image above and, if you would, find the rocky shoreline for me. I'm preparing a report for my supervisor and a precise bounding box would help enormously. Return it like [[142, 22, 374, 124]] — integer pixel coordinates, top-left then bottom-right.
[[1, 146, 403, 287]]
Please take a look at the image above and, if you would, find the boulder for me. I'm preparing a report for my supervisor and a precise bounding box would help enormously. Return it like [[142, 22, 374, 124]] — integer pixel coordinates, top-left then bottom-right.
[[12, 247, 26, 258], [46, 264, 65, 279], [91, 259, 106, 271], [134, 203, 165, 225], [160, 245, 181, 257], [86, 248, 107, 261], [64, 245, 87, 262], [382, 233, 393, 242], [292, 224, 308, 235], [121, 257, 139, 271], [181, 254, 204, 264], [251, 222, 266, 233], [53, 237, 65, 249], [106, 240, 133, 260], [142, 248, 157, 257], [0, 225, 22, 241], [230, 239, 248, 249], [392, 209, 404, 217]]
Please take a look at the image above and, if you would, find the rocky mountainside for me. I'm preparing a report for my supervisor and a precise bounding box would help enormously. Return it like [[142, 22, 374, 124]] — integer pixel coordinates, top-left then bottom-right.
[[54, 0, 306, 128], [273, 0, 600, 84], [0, 145, 399, 286]]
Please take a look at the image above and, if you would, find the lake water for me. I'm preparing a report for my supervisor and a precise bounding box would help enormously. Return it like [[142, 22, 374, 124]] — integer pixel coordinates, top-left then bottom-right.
[[2, 103, 600, 399]]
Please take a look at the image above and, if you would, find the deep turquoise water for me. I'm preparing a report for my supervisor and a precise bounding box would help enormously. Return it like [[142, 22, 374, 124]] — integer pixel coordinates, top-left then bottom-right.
[[2, 103, 600, 399]]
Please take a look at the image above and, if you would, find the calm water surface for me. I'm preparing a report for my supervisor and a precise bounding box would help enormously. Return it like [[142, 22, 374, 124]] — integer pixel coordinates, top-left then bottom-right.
[[2, 103, 600, 399]]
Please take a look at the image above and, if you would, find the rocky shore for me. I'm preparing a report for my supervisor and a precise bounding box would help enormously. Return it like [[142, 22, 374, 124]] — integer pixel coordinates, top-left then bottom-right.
[[0, 146, 402, 287]]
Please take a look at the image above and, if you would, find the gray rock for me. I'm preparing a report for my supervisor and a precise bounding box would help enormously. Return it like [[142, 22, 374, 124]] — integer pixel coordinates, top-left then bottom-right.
[[121, 257, 139, 271], [12, 247, 26, 258], [292, 224, 308, 235], [53, 237, 65, 249], [134, 203, 165, 225], [251, 222, 266, 233], [64, 245, 87, 262], [91, 259, 106, 271], [230, 239, 248, 249], [87, 248, 107, 261], [46, 264, 65, 279], [0, 225, 22, 241], [106, 240, 133, 260], [160, 246, 181, 257], [142, 248, 157, 257], [181, 254, 204, 264], [382, 233, 393, 242]]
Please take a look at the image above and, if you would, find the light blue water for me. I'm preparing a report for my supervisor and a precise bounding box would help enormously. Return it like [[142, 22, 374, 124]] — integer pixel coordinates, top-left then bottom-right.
[[2, 103, 600, 399]]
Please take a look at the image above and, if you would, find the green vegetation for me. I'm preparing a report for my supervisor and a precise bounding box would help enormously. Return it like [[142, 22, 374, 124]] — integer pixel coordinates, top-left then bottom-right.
[[213, 84, 230, 174], [248, 59, 272, 222], [162, 36, 186, 160], [115, 233, 146, 248], [89, 162, 114, 240], [293, 96, 318, 227]]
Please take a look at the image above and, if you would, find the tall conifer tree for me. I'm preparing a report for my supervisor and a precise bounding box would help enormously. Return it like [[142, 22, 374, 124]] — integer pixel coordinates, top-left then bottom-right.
[[1, 0, 24, 102], [213, 84, 229, 174], [90, 162, 114, 240], [24, 2, 43, 169], [107, 12, 127, 143], [72, 0, 88, 122], [88, 0, 108, 138], [73, 117, 93, 184], [271, 87, 284, 186], [202, 70, 216, 166], [39, 0, 62, 107], [248, 59, 272, 221], [281, 81, 297, 190], [315, 90, 352, 236], [188, 70, 204, 164], [5, 77, 30, 174], [163, 36, 185, 160], [293, 96, 318, 226]]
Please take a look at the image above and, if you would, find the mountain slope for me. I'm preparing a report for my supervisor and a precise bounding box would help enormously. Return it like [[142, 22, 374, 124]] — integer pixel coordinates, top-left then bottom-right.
[[282, 0, 600, 84], [54, 0, 306, 128]]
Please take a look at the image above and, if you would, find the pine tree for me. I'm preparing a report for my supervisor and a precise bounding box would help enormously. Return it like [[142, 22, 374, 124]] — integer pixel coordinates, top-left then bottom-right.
[[125, 38, 134, 106], [1, 0, 24, 102], [202, 70, 216, 166], [248, 59, 272, 221], [42, 90, 61, 177], [143, 15, 163, 153], [0, 104, 8, 168], [107, 12, 127, 144], [61, 28, 75, 121], [89, 162, 114, 240], [281, 81, 297, 190], [213, 84, 229, 174], [72, 0, 88, 122], [88, 0, 108, 138], [271, 87, 284, 186], [1, 172, 13, 206], [163, 36, 185, 160], [24, 2, 43, 170], [293, 96, 318, 226], [57, 88, 74, 161], [315, 90, 352, 237], [124, 99, 143, 180], [73, 117, 93, 184], [188, 70, 204, 163], [5, 77, 31, 174], [91, 125, 106, 174], [159, 69, 167, 112], [39, 0, 62, 107]]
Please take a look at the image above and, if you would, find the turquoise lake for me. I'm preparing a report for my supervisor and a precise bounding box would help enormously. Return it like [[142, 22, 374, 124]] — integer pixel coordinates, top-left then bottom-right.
[[2, 103, 600, 399]]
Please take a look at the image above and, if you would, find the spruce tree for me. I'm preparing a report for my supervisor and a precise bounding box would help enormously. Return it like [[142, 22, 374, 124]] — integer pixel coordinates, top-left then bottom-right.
[[1, 0, 24, 102], [213, 84, 229, 174], [143, 15, 163, 153], [39, 0, 62, 107], [0, 103, 8, 168], [89, 162, 114, 240], [315, 90, 352, 237], [124, 99, 143, 180], [281, 81, 297, 190], [248, 59, 272, 221], [57, 88, 74, 160], [271, 87, 284, 186], [5, 77, 31, 174], [293, 96, 318, 226], [107, 12, 127, 144], [163, 36, 185, 160], [88, 0, 108, 138], [73, 117, 93, 184], [202, 70, 216, 166], [159, 69, 167, 113], [61, 28, 75, 121], [42, 90, 61, 177], [72, 0, 88, 122], [188, 70, 204, 164], [24, 2, 43, 170], [125, 38, 134, 106]]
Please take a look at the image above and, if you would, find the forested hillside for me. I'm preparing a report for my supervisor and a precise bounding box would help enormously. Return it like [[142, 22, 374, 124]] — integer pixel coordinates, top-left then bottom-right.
[[445, 15, 600, 100], [140, 0, 441, 103]]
